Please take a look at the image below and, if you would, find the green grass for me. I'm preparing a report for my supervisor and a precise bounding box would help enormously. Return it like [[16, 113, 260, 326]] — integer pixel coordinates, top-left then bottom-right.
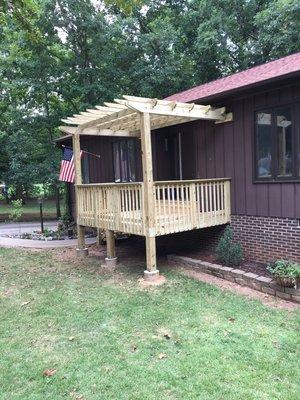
[[0, 248, 299, 400], [0, 200, 65, 221]]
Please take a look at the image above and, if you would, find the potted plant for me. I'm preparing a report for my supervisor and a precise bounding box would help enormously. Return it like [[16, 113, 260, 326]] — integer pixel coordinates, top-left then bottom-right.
[[267, 260, 300, 288]]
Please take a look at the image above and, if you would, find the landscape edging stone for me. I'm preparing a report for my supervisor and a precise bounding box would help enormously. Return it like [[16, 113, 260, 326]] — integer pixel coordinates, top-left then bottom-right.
[[167, 254, 300, 303]]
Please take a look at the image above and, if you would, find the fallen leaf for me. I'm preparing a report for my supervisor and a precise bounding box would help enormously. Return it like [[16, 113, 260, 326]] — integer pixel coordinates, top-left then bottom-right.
[[43, 368, 57, 377], [157, 327, 172, 340], [21, 301, 30, 306], [158, 353, 167, 359], [70, 392, 85, 400]]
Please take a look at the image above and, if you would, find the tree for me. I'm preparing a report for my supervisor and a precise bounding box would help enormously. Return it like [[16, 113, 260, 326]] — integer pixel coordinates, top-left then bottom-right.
[[0, 0, 299, 213], [254, 0, 300, 60]]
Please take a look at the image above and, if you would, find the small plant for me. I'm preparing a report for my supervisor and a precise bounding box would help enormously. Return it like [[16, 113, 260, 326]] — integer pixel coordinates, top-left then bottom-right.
[[57, 213, 75, 237], [216, 226, 244, 266], [267, 260, 300, 287], [42, 228, 53, 237], [9, 199, 23, 222]]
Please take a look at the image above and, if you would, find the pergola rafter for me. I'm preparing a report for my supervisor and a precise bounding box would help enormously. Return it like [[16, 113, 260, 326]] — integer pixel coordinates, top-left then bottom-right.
[[59, 95, 232, 137]]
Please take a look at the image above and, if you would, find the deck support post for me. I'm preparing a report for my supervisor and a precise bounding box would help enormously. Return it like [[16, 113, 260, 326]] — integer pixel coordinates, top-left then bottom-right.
[[140, 112, 159, 280], [73, 132, 88, 257], [105, 229, 117, 267]]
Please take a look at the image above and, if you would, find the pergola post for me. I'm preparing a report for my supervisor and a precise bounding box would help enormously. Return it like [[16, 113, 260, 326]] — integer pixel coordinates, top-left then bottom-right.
[[140, 112, 159, 280], [72, 133, 88, 257], [105, 229, 117, 267]]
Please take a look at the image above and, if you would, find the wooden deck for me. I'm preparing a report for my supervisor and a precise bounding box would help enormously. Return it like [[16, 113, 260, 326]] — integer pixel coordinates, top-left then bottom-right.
[[76, 178, 231, 236]]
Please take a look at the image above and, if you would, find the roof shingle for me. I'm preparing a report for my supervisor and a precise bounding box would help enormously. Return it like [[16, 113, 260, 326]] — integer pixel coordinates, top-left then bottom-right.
[[165, 52, 300, 103]]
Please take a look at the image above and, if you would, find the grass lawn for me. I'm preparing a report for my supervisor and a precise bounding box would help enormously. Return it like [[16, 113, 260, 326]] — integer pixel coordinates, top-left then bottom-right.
[[0, 200, 65, 222], [0, 248, 299, 400]]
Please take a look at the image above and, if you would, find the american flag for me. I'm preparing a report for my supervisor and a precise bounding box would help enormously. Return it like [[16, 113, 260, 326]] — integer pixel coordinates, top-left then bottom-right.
[[59, 147, 83, 183]]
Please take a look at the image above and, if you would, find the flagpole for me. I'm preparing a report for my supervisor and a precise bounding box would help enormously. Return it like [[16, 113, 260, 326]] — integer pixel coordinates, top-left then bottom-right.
[[61, 144, 101, 159]]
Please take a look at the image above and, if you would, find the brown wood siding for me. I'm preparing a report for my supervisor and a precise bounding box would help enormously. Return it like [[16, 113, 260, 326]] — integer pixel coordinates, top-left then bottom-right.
[[193, 81, 300, 219], [70, 80, 300, 220]]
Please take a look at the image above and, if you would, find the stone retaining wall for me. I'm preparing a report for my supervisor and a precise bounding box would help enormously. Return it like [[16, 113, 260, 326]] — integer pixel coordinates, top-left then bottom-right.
[[168, 255, 300, 303]]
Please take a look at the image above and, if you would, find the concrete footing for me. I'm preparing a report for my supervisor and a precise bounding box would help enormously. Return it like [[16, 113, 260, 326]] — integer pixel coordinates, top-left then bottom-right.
[[140, 270, 166, 287], [143, 269, 160, 281], [76, 248, 89, 257], [105, 257, 118, 268]]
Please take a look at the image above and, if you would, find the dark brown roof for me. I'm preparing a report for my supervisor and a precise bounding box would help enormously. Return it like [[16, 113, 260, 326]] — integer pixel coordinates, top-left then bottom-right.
[[165, 52, 300, 103]]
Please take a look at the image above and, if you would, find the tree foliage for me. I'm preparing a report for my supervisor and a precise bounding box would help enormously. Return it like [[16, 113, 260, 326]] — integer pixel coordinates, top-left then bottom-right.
[[0, 0, 299, 196]]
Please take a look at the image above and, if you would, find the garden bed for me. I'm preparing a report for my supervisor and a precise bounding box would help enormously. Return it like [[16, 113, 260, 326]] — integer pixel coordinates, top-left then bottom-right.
[[1, 230, 96, 241], [168, 254, 300, 303], [177, 250, 272, 278]]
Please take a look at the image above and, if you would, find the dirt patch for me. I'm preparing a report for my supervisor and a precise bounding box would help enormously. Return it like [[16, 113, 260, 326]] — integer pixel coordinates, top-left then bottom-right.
[[180, 267, 299, 311], [138, 275, 166, 288]]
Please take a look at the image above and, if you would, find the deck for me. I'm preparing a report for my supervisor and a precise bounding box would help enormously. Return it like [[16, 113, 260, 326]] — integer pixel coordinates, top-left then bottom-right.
[[76, 178, 231, 236]]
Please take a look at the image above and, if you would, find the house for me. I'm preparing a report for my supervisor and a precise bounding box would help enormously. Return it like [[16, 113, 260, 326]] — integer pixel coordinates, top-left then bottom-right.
[[57, 52, 300, 279]]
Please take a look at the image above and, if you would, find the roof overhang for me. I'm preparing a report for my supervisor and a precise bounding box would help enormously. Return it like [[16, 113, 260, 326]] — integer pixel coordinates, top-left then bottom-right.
[[59, 95, 232, 138]]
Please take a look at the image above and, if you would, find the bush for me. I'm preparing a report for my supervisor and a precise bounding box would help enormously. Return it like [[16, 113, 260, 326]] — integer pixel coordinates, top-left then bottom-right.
[[215, 226, 244, 266], [267, 260, 300, 280], [9, 199, 23, 222]]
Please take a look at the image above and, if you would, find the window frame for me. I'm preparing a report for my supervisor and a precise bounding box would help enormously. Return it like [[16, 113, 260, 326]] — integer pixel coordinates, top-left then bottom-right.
[[112, 139, 137, 183], [254, 103, 300, 183]]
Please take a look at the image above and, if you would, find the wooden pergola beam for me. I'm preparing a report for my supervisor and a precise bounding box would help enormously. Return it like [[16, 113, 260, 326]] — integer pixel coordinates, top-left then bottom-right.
[[117, 100, 225, 121], [80, 128, 140, 137], [59, 95, 232, 136], [140, 112, 158, 279], [60, 116, 199, 137], [72, 133, 88, 257], [59, 126, 78, 135]]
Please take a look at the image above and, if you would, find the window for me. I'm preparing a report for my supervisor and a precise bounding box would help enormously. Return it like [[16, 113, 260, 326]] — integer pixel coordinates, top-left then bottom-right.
[[113, 139, 137, 182], [255, 104, 300, 181]]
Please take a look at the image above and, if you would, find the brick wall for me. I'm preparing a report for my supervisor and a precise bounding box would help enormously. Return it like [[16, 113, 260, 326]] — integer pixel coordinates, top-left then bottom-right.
[[231, 215, 300, 263], [160, 215, 300, 263], [156, 225, 225, 255]]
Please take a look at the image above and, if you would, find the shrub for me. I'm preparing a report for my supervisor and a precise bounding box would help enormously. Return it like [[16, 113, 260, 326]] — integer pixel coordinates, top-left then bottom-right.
[[215, 226, 244, 266], [9, 199, 23, 222], [42, 228, 53, 237], [267, 260, 300, 280], [57, 212, 75, 236]]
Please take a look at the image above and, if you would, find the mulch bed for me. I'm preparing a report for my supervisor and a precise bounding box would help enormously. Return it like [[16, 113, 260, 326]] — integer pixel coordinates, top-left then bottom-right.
[[177, 250, 272, 278]]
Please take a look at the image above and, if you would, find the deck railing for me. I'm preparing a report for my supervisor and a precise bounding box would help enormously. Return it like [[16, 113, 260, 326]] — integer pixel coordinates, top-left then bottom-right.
[[76, 178, 230, 236], [154, 179, 230, 235], [77, 182, 144, 235]]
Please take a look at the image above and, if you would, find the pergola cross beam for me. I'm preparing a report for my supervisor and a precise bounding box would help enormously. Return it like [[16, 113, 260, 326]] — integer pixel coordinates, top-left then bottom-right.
[[59, 95, 232, 137]]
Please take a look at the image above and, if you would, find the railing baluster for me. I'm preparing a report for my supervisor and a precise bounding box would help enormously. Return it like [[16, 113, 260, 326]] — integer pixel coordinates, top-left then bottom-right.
[[212, 182, 216, 225], [76, 179, 230, 237], [171, 185, 175, 233]]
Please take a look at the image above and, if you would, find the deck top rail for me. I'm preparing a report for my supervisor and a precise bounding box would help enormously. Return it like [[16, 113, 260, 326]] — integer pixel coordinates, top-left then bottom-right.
[[76, 178, 231, 236]]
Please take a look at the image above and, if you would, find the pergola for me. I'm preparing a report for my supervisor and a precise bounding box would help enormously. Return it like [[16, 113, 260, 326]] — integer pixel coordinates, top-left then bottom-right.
[[59, 95, 232, 281]]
